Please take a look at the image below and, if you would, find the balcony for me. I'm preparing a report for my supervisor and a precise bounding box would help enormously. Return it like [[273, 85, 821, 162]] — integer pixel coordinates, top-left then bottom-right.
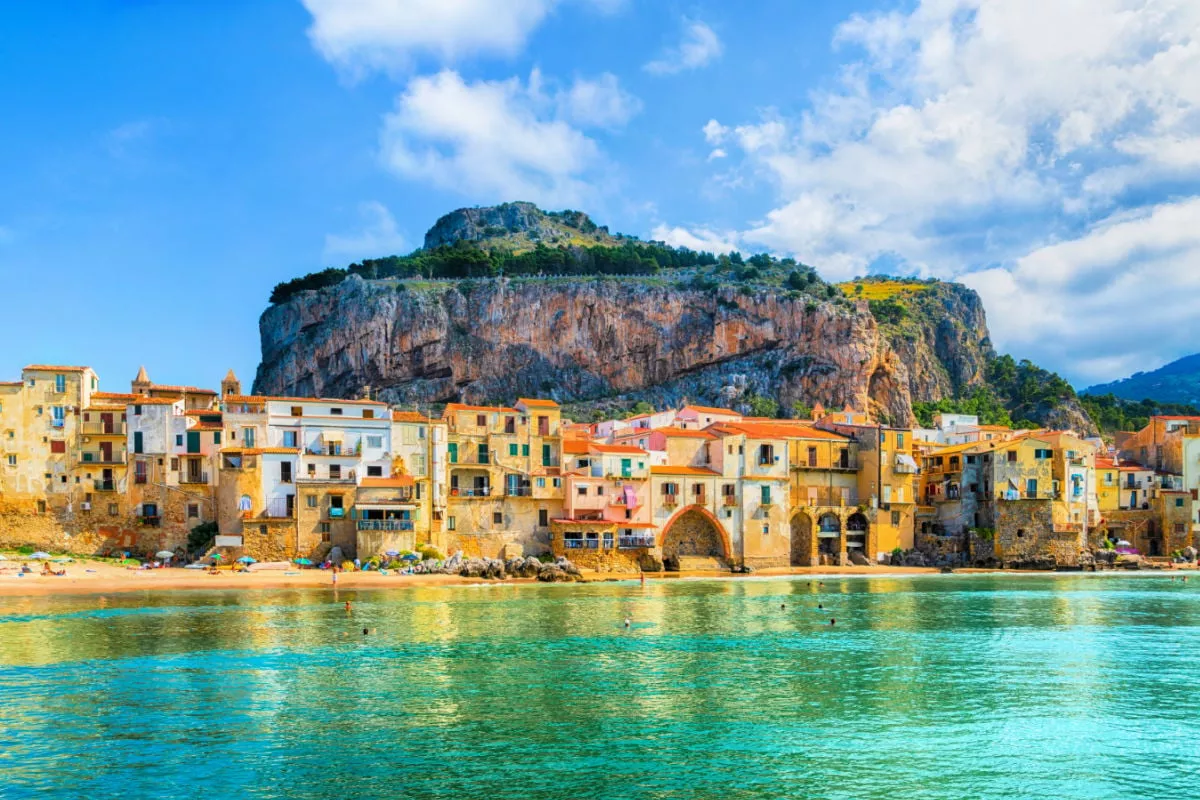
[[79, 452, 126, 465], [81, 421, 126, 436], [662, 495, 678, 507], [260, 498, 293, 519], [50, 418, 65, 429], [179, 472, 209, 485], [139, 515, 161, 528], [328, 507, 346, 519], [357, 519, 414, 531], [134, 475, 147, 485], [692, 493, 707, 506], [452, 487, 491, 498], [563, 538, 600, 550], [619, 535, 656, 549], [723, 495, 737, 506], [791, 490, 859, 508], [793, 460, 857, 472], [93, 479, 117, 492], [506, 487, 533, 497]]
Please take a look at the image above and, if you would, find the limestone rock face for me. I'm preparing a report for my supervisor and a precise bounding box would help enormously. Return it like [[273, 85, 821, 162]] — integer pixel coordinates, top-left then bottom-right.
[[253, 276, 997, 425]]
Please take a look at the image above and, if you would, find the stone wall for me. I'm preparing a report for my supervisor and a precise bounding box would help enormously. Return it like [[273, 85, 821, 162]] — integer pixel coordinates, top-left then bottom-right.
[[994, 499, 1079, 567], [662, 508, 728, 561]]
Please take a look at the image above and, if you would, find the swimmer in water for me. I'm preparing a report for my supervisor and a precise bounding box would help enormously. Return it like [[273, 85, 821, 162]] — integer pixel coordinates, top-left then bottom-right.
[[830, 618, 836, 625], [344, 600, 352, 611], [362, 627, 369, 636], [818, 603, 823, 610], [780, 603, 786, 610], [624, 617, 631, 628]]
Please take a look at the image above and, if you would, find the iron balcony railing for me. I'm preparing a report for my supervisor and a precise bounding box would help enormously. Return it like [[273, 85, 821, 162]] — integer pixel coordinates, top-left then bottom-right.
[[81, 421, 127, 435], [619, 536, 656, 549], [93, 480, 117, 492], [506, 487, 533, 497], [452, 487, 491, 497], [79, 452, 126, 464], [356, 519, 414, 531], [179, 472, 209, 484], [563, 538, 600, 549], [139, 515, 161, 527]]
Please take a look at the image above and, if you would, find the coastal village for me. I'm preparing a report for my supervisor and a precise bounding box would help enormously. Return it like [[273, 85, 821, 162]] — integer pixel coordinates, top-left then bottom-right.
[[1, 362, 1196, 572]]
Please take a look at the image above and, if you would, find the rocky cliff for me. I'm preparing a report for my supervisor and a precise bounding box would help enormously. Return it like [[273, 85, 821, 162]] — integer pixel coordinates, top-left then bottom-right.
[[253, 275, 997, 426], [423, 202, 623, 252]]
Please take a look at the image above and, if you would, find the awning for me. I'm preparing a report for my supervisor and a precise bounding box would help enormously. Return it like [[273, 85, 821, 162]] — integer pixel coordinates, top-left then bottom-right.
[[846, 542, 864, 548], [817, 531, 840, 538], [895, 454, 919, 470], [321, 430, 344, 442], [620, 523, 658, 530], [355, 503, 415, 511]]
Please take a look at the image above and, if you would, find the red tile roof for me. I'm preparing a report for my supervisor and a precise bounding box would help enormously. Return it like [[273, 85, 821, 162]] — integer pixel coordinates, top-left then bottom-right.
[[659, 427, 716, 439], [651, 465, 721, 476], [443, 403, 517, 414], [517, 398, 559, 408], [225, 394, 386, 407], [681, 404, 739, 416], [391, 411, 433, 423], [590, 443, 648, 455], [359, 476, 415, 487], [149, 384, 217, 395], [24, 364, 89, 372]]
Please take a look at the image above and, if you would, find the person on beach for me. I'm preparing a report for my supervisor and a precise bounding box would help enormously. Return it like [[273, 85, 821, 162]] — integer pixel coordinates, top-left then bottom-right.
[[344, 600, 351, 612], [332, 566, 339, 587]]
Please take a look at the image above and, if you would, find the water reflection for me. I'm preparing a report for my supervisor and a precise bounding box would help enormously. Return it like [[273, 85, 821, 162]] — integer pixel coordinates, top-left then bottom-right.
[[3, 575, 1200, 800]]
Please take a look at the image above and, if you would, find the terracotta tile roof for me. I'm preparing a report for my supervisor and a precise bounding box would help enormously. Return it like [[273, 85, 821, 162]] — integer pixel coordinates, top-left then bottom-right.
[[24, 364, 89, 372], [0, 381, 22, 386], [711, 421, 848, 441], [131, 398, 180, 406], [92, 391, 137, 401], [682, 404, 739, 416], [359, 476, 415, 487], [517, 398, 559, 408], [391, 410, 433, 423], [192, 422, 223, 430], [224, 394, 387, 407], [659, 427, 716, 439], [149, 384, 217, 395], [651, 465, 721, 476], [1095, 457, 1118, 469], [443, 403, 517, 414], [563, 440, 592, 455], [185, 409, 222, 417], [552, 518, 618, 526], [590, 443, 648, 455]]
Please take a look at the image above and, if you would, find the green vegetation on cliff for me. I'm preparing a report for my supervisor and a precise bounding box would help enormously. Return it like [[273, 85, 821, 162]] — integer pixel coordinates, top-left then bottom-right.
[[1078, 394, 1200, 434]]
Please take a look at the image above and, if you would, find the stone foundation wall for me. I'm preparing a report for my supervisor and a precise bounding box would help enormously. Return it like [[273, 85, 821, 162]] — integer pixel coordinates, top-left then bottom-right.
[[994, 499, 1079, 566]]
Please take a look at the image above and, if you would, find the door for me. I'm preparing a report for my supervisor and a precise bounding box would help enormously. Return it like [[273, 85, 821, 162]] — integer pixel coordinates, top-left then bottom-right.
[[187, 458, 202, 483], [506, 474, 520, 496], [542, 444, 552, 466], [102, 468, 113, 490], [621, 458, 632, 478], [100, 441, 112, 462], [100, 412, 114, 434]]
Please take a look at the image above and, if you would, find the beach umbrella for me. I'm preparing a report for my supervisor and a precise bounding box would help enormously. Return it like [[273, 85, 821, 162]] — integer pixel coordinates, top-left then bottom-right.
[[156, 550, 176, 559], [401, 553, 420, 561], [52, 557, 71, 563], [385, 550, 400, 557], [294, 558, 313, 565], [30, 551, 51, 560], [1116, 540, 1132, 547], [237, 555, 257, 564]]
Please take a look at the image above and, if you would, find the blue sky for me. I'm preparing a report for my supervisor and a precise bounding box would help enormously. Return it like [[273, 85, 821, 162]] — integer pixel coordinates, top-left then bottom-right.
[[2, 0, 1199, 394]]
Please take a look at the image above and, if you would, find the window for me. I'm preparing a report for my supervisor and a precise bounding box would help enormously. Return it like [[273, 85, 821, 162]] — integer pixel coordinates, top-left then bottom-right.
[[362, 409, 374, 419], [37, 500, 46, 514], [51, 406, 65, 427], [662, 482, 678, 496], [413, 454, 426, 476], [577, 486, 587, 496], [329, 495, 344, 516], [319, 522, 331, 534], [1026, 478, 1038, 497], [170, 457, 179, 471], [596, 486, 604, 496], [55, 374, 65, 393], [243, 428, 256, 448], [329, 407, 343, 416], [282, 430, 297, 448], [476, 414, 487, 427], [290, 406, 303, 417], [966, 455, 977, 464], [762, 524, 770, 535], [307, 463, 316, 477], [175, 434, 183, 447], [213, 432, 221, 444], [306, 494, 318, 508], [522, 444, 530, 457], [536, 477, 545, 488], [493, 512, 503, 525], [1034, 449, 1053, 460], [896, 433, 905, 449], [448, 516, 456, 531], [133, 404, 142, 416], [477, 443, 489, 463], [133, 431, 143, 454], [758, 444, 774, 465], [1176, 523, 1186, 534], [1177, 498, 1185, 508], [553, 478, 561, 488], [542, 444, 552, 466], [329, 464, 341, 480], [366, 435, 382, 448], [760, 486, 771, 505], [6, 454, 15, 467], [367, 466, 383, 477], [108, 503, 118, 516], [539, 509, 549, 527], [187, 504, 199, 518], [1007, 451, 1017, 463], [509, 443, 518, 456], [448, 442, 458, 463], [280, 462, 292, 484], [892, 510, 901, 525], [50, 440, 65, 454]]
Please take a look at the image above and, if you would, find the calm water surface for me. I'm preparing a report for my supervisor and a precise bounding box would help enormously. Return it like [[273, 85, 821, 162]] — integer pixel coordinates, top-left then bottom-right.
[[2, 574, 1200, 799]]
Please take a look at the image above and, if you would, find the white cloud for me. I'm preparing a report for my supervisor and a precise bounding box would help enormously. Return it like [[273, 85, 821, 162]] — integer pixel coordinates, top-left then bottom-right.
[[681, 0, 1200, 382], [649, 224, 738, 254], [324, 201, 409, 261], [644, 19, 722, 75], [380, 70, 609, 207], [557, 72, 642, 128], [301, 0, 557, 73]]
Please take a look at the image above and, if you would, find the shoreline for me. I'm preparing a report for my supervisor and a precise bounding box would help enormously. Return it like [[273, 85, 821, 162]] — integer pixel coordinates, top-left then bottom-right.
[[0, 558, 1191, 598]]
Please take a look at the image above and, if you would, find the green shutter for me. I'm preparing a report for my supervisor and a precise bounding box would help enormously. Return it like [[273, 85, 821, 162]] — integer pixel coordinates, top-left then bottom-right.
[[448, 442, 458, 463], [509, 443, 518, 456], [186, 431, 200, 454], [133, 431, 143, 454], [522, 444, 529, 456], [542, 444, 551, 466], [761, 485, 771, 504]]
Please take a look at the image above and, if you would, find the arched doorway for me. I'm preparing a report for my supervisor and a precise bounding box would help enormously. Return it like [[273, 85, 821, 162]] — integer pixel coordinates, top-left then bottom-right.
[[662, 507, 729, 568], [846, 512, 868, 559], [817, 513, 842, 560], [790, 512, 815, 566]]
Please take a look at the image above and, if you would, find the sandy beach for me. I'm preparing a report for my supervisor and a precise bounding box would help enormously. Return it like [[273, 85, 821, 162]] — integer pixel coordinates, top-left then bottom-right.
[[0, 555, 955, 597]]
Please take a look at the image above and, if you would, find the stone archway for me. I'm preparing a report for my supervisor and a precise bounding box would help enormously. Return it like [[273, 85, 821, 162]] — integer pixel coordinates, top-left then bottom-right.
[[790, 512, 815, 567], [661, 507, 729, 568], [846, 512, 869, 560], [817, 512, 842, 560]]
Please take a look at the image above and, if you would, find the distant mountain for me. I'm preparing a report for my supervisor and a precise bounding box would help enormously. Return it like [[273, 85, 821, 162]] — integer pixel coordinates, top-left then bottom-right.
[[1084, 353, 1200, 405]]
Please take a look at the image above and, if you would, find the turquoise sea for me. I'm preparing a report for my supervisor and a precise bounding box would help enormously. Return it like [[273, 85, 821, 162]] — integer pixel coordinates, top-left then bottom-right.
[[2, 574, 1199, 799]]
